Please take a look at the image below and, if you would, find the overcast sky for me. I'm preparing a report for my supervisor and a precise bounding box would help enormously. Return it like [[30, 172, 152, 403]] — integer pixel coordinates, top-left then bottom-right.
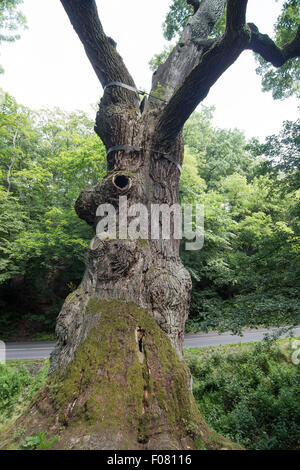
[[0, 0, 298, 140]]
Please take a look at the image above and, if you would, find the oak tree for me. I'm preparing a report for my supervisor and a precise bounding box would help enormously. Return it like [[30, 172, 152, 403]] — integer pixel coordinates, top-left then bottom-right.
[[5, 0, 299, 450]]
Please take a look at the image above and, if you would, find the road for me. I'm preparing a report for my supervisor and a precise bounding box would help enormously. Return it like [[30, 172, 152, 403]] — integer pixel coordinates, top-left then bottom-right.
[[2, 326, 300, 361], [183, 326, 300, 348]]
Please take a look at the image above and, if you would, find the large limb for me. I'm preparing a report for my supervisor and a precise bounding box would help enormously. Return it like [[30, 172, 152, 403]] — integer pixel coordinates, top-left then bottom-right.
[[155, 0, 300, 145], [148, 0, 226, 107], [247, 22, 300, 67], [60, 0, 138, 109], [155, 0, 249, 143]]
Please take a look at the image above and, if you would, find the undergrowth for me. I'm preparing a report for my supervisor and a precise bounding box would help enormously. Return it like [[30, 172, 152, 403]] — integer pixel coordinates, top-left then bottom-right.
[[185, 338, 300, 450]]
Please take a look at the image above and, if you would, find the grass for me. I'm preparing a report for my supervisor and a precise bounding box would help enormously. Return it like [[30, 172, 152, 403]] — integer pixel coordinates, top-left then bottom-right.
[[0, 359, 49, 434]]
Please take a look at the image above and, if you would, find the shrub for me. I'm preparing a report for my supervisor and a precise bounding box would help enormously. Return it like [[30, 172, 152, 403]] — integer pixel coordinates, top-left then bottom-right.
[[0, 362, 48, 425], [185, 339, 300, 450]]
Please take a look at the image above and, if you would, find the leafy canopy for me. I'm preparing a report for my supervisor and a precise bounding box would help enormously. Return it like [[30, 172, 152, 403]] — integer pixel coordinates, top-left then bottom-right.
[[180, 109, 300, 333], [0, 0, 26, 72], [256, 0, 300, 99], [160, 0, 299, 99]]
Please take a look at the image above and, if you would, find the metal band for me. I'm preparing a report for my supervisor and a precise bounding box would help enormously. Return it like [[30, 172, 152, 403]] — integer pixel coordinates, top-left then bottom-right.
[[106, 145, 181, 173], [104, 81, 140, 95], [106, 145, 142, 156], [104, 81, 166, 103], [160, 154, 182, 172]]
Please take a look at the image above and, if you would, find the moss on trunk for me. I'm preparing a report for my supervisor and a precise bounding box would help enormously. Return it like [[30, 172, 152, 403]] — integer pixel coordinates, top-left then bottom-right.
[[0, 300, 241, 450]]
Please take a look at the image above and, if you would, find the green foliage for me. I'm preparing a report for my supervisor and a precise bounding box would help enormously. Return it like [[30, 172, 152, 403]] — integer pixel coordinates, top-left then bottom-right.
[[163, 0, 193, 41], [0, 0, 26, 43], [149, 45, 174, 71], [185, 339, 300, 449], [180, 110, 300, 332], [162, 0, 226, 41], [0, 90, 106, 338], [179, 147, 206, 203], [0, 189, 28, 283], [257, 119, 300, 194], [20, 431, 59, 450], [183, 109, 256, 189], [255, 0, 300, 99], [0, 362, 48, 424], [0, 0, 26, 72]]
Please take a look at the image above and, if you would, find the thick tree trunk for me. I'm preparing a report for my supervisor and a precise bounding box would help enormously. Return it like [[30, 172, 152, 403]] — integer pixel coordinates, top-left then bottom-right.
[[0, 0, 257, 450], [1, 0, 298, 450], [70, 105, 190, 357], [0, 105, 239, 451]]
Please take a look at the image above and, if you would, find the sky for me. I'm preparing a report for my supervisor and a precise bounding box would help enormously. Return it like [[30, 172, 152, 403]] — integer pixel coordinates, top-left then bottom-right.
[[0, 0, 299, 140]]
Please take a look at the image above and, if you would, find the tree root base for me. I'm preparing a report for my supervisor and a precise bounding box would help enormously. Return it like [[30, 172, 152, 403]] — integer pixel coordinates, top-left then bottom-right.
[[0, 301, 242, 451]]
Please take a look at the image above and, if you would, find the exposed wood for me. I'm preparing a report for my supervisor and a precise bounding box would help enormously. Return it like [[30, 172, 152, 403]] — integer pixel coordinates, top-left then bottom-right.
[[155, 0, 300, 145], [148, 0, 226, 108]]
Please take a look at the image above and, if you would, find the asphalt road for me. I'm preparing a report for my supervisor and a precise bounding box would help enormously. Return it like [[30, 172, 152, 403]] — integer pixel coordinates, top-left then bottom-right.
[[2, 326, 300, 361]]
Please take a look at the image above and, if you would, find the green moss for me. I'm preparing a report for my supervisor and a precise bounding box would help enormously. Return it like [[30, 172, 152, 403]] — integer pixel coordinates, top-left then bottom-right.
[[65, 292, 77, 305], [203, 430, 242, 450], [85, 298, 103, 316], [51, 300, 147, 434], [136, 238, 149, 248], [48, 300, 199, 445], [14, 298, 240, 450], [137, 410, 153, 444], [148, 267, 162, 274], [65, 288, 83, 305], [194, 438, 206, 450]]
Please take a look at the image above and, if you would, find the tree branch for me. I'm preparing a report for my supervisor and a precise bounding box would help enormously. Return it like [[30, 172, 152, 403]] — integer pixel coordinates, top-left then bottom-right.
[[60, 0, 138, 108], [155, 0, 300, 145], [248, 23, 300, 67], [155, 0, 250, 144], [148, 0, 226, 108], [226, 0, 248, 33]]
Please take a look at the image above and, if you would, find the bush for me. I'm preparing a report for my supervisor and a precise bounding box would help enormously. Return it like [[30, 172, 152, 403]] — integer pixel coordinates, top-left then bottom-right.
[[0, 362, 48, 425], [185, 291, 300, 333], [185, 339, 300, 449]]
